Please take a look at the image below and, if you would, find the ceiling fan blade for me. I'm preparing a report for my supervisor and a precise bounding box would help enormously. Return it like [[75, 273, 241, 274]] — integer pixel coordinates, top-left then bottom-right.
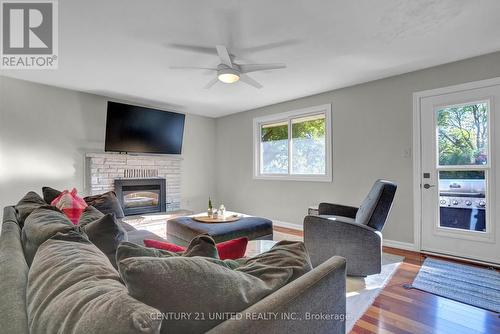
[[239, 74, 262, 89], [169, 66, 217, 70], [204, 77, 219, 89], [238, 63, 286, 73], [216, 45, 233, 68], [168, 43, 215, 55], [239, 39, 300, 53]]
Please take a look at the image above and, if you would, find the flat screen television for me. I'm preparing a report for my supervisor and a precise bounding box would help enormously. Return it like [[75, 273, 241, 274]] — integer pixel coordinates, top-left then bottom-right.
[[105, 102, 185, 154]]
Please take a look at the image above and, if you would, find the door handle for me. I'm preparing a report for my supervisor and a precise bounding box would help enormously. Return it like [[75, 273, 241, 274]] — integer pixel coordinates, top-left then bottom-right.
[[423, 184, 435, 189]]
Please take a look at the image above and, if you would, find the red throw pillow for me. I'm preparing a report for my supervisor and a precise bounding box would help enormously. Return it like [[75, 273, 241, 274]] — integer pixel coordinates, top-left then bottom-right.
[[143, 237, 248, 260], [216, 237, 248, 260], [143, 239, 185, 252], [51, 188, 88, 225]]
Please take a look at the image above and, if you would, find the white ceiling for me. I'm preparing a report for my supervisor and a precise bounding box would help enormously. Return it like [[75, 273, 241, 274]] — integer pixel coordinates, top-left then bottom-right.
[[2, 0, 500, 117]]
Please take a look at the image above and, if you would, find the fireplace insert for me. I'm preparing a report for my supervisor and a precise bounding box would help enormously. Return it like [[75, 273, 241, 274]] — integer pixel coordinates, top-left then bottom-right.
[[114, 178, 166, 216]]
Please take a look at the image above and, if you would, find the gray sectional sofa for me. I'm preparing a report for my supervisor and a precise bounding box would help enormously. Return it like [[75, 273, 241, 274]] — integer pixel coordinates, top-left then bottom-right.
[[0, 205, 347, 334]]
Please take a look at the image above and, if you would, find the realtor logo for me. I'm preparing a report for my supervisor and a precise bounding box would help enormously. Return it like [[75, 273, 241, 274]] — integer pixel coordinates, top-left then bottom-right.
[[1, 0, 58, 69]]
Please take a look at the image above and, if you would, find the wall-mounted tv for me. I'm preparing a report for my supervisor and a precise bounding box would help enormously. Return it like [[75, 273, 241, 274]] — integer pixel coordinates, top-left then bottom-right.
[[105, 102, 185, 154]]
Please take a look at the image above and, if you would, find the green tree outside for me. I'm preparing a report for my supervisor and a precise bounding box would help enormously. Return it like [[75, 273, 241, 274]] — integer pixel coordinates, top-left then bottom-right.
[[437, 103, 488, 166]]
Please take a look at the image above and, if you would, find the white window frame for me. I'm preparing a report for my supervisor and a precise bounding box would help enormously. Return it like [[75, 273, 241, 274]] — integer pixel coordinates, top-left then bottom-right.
[[253, 104, 332, 182]]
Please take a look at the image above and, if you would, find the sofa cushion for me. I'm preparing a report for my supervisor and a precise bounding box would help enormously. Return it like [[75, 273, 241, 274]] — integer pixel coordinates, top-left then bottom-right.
[[15, 192, 47, 226], [21, 206, 75, 266], [27, 231, 161, 334], [80, 213, 127, 268], [41, 186, 62, 205], [118, 257, 282, 333], [84, 191, 125, 219], [117, 240, 311, 333]]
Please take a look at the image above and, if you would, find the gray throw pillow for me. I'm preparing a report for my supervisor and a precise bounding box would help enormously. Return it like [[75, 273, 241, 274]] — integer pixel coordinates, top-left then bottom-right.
[[80, 212, 127, 268], [182, 234, 220, 258], [237, 240, 313, 281], [27, 231, 162, 334], [41, 186, 62, 204], [21, 206, 75, 266], [84, 191, 125, 219], [117, 235, 219, 263], [117, 241, 179, 263], [117, 240, 312, 333], [78, 205, 105, 225], [15, 191, 47, 226], [116, 240, 242, 274]]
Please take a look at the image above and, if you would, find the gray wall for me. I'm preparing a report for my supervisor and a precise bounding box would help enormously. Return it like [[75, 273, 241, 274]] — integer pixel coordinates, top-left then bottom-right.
[[0, 76, 216, 219], [3, 51, 500, 244], [214, 51, 500, 244]]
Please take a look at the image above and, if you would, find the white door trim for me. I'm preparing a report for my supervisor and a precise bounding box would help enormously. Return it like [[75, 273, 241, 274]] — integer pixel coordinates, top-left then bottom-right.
[[412, 76, 500, 252]]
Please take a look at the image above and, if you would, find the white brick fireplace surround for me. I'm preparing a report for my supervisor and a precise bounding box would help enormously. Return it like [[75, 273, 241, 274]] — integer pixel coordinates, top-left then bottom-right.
[[85, 152, 181, 211]]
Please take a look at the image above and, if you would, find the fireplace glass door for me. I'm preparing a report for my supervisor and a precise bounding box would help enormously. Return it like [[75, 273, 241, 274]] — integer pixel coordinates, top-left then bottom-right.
[[114, 178, 166, 216], [123, 186, 160, 210]]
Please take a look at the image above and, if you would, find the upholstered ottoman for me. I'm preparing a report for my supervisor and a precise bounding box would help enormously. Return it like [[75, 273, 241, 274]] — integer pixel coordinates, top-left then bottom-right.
[[166, 216, 273, 246]]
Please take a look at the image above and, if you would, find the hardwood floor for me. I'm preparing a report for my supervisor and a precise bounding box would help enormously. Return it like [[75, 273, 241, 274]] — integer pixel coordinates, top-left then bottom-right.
[[352, 248, 500, 334], [274, 227, 500, 334]]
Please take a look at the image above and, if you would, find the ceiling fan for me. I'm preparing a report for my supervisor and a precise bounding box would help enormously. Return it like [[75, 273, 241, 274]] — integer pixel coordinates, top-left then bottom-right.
[[170, 45, 286, 89]]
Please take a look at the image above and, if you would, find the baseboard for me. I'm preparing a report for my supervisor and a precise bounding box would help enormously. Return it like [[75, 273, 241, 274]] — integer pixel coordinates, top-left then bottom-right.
[[383, 239, 417, 251], [272, 220, 304, 231]]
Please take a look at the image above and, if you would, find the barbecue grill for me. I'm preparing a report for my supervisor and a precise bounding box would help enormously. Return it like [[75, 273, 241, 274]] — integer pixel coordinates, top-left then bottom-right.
[[439, 178, 486, 232]]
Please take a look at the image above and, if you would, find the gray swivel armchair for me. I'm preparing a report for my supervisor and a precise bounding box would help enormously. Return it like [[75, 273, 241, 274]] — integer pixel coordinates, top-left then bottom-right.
[[304, 180, 397, 276]]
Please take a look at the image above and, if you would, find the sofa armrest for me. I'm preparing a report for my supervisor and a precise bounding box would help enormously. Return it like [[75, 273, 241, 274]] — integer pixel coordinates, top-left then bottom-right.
[[206, 256, 346, 334], [3, 206, 19, 225], [0, 221, 29, 334], [318, 203, 358, 218], [304, 215, 382, 276]]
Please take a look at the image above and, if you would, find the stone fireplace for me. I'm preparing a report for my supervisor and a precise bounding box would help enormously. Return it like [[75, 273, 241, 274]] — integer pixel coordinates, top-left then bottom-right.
[[85, 152, 181, 213]]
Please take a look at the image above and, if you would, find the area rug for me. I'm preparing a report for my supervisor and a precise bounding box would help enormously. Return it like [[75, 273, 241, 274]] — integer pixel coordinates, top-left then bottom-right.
[[273, 232, 403, 332], [411, 258, 500, 313], [345, 253, 403, 332]]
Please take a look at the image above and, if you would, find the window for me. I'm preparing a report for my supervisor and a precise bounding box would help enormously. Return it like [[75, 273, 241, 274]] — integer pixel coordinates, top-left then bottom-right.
[[436, 102, 489, 166], [253, 104, 332, 181]]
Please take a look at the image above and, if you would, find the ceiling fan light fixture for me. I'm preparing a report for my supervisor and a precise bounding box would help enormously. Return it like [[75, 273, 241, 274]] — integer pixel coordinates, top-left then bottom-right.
[[217, 68, 240, 83]]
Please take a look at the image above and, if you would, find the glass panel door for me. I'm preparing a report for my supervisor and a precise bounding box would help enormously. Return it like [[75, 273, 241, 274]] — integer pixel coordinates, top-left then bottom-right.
[[419, 82, 500, 265]]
